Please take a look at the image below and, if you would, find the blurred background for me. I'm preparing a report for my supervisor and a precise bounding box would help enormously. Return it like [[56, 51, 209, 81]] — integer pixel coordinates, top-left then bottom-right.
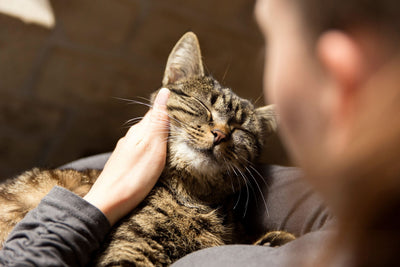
[[0, 0, 264, 179]]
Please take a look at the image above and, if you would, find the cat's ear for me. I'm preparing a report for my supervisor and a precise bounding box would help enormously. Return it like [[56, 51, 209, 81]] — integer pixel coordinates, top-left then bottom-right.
[[162, 32, 205, 86], [255, 105, 278, 133], [255, 105, 292, 166]]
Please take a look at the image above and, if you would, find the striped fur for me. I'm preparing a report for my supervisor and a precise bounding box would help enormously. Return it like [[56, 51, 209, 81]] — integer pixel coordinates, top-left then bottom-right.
[[0, 32, 281, 266], [0, 168, 99, 247]]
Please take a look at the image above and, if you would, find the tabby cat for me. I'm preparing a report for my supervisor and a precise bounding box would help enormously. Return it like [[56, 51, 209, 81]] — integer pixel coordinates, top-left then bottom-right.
[[0, 32, 293, 266]]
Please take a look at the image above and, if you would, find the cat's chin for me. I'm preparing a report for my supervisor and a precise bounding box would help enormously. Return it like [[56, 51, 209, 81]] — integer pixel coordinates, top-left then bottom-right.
[[170, 142, 224, 176]]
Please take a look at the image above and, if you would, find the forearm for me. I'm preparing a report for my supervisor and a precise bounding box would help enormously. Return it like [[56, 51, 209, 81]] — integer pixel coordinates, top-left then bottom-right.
[[0, 186, 110, 267]]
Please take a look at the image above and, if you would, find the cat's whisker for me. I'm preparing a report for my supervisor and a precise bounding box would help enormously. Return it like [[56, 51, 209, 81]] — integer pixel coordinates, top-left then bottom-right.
[[222, 157, 232, 177], [229, 165, 243, 210], [115, 98, 190, 130], [221, 61, 231, 83], [136, 96, 152, 103], [232, 165, 251, 218], [156, 118, 172, 124], [253, 92, 264, 106], [234, 186, 242, 210], [239, 174, 250, 218], [229, 165, 243, 211], [238, 157, 269, 189], [112, 96, 135, 103], [114, 97, 154, 109], [124, 117, 145, 126], [153, 126, 171, 131], [163, 139, 172, 145], [167, 115, 192, 128], [237, 156, 261, 175], [233, 154, 270, 217], [238, 156, 270, 189], [230, 163, 239, 177], [235, 165, 253, 190], [245, 166, 269, 217], [163, 135, 178, 143], [247, 165, 270, 189], [222, 157, 237, 196], [164, 135, 181, 144], [222, 159, 242, 210], [153, 132, 172, 138]]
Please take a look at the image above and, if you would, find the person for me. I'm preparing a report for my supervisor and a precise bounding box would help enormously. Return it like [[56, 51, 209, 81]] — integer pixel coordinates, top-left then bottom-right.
[[2, 0, 400, 265], [253, 0, 400, 266]]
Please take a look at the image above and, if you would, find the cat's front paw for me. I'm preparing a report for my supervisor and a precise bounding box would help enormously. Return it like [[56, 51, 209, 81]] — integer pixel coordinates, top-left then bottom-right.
[[254, 231, 295, 247]]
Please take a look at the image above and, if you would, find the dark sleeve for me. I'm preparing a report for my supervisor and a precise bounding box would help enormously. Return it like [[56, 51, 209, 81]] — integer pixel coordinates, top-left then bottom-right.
[[0, 186, 111, 267]]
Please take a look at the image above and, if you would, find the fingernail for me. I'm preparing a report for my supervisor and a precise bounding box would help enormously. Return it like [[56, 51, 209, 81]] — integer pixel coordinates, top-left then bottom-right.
[[154, 88, 170, 107]]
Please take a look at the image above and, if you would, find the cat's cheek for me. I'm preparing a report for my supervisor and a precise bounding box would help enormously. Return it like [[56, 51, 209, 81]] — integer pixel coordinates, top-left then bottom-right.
[[231, 132, 245, 146], [231, 133, 256, 161], [212, 145, 226, 160]]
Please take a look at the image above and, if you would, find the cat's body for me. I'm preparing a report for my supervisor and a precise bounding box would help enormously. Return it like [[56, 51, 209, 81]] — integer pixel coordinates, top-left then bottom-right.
[[97, 177, 229, 266], [0, 32, 293, 266]]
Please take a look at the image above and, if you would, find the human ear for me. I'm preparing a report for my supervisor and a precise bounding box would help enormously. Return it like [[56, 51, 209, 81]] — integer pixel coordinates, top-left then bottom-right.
[[316, 30, 369, 129], [316, 30, 365, 95], [316, 31, 367, 152]]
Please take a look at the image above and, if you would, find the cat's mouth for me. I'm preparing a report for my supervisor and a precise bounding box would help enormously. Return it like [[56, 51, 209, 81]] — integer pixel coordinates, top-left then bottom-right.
[[193, 145, 232, 169], [193, 144, 228, 161], [195, 147, 214, 157]]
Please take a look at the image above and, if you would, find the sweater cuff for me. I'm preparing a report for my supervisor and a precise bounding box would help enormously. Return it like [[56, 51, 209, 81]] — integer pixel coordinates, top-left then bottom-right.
[[45, 186, 111, 236]]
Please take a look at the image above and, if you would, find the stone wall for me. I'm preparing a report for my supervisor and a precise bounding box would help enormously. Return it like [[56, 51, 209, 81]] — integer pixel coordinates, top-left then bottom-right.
[[0, 0, 264, 179]]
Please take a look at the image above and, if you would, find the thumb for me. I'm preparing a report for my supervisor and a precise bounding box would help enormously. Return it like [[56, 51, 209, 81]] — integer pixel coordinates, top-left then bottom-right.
[[149, 88, 170, 138], [153, 87, 170, 111]]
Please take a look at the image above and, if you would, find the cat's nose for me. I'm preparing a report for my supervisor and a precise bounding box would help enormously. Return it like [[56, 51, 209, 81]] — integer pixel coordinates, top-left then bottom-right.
[[211, 129, 228, 146]]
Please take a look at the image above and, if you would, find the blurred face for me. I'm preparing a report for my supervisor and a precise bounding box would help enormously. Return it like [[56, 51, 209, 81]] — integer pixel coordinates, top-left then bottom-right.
[[255, 0, 331, 169]]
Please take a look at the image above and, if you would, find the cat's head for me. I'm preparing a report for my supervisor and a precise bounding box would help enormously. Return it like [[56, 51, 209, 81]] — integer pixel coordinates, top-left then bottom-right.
[[151, 32, 277, 200]]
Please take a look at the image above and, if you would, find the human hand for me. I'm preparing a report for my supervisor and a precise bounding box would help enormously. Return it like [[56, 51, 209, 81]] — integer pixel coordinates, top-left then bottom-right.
[[84, 88, 170, 225]]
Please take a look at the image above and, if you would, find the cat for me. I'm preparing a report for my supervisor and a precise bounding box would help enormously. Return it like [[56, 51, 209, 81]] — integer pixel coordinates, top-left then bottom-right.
[[0, 32, 294, 266]]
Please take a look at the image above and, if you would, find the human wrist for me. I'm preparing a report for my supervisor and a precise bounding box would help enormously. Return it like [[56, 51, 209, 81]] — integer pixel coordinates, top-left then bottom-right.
[[83, 178, 145, 226], [83, 190, 121, 226]]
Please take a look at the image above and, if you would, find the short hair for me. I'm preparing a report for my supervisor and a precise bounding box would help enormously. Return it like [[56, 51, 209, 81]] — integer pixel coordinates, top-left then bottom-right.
[[294, 0, 400, 38]]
